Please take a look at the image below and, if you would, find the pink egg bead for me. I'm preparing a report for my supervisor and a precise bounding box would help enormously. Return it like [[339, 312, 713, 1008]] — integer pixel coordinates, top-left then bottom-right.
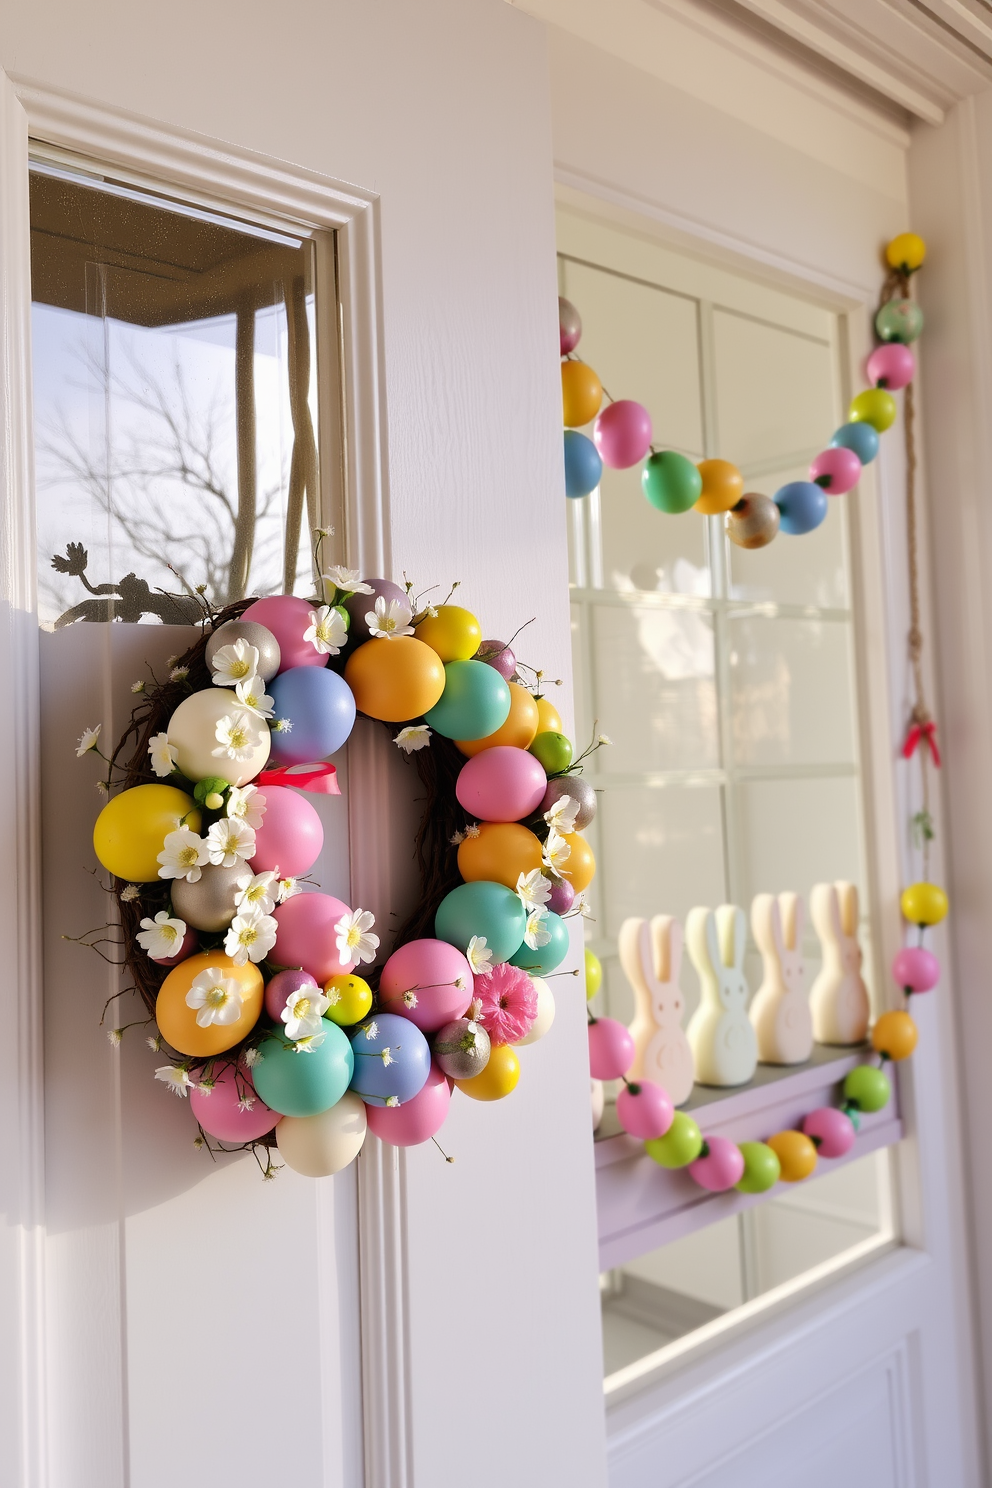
[[688, 1136, 745, 1192], [189, 1063, 280, 1143], [593, 400, 653, 470], [378, 938, 474, 1032], [616, 1079, 674, 1140], [809, 446, 862, 495], [151, 926, 199, 966], [272, 892, 353, 982], [802, 1106, 856, 1159], [477, 640, 517, 681], [892, 945, 940, 992], [588, 1017, 636, 1080], [867, 342, 915, 391], [365, 1062, 451, 1146], [264, 967, 320, 1024], [250, 784, 324, 877], [546, 878, 574, 916], [455, 746, 548, 824], [240, 594, 328, 670]]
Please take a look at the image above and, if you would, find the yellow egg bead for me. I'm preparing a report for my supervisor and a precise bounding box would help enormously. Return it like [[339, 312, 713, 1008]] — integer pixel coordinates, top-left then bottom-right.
[[344, 636, 445, 722], [900, 881, 948, 926], [155, 952, 263, 1058], [324, 973, 374, 1026], [535, 696, 563, 734], [560, 833, 596, 893], [885, 232, 926, 273], [849, 389, 897, 433], [695, 459, 744, 515], [766, 1130, 817, 1183], [456, 682, 539, 757], [584, 947, 603, 1000], [871, 1009, 918, 1062], [457, 822, 543, 890], [93, 784, 200, 882], [561, 360, 603, 428], [455, 1041, 520, 1101], [414, 604, 482, 663]]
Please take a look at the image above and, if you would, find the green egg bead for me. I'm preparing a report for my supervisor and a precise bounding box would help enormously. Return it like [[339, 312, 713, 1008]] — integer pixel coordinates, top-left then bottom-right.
[[735, 1141, 781, 1193], [875, 299, 923, 345], [529, 731, 573, 774], [843, 1064, 891, 1114], [645, 1111, 703, 1169], [642, 451, 703, 514]]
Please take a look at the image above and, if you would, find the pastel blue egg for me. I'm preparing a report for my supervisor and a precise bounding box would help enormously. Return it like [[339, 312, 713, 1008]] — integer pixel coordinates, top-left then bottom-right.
[[830, 421, 879, 466], [349, 1013, 431, 1106], [251, 1020, 354, 1117], [268, 665, 357, 765], [424, 660, 511, 741], [509, 911, 570, 974], [435, 880, 527, 963], [564, 429, 603, 498], [774, 481, 828, 536]]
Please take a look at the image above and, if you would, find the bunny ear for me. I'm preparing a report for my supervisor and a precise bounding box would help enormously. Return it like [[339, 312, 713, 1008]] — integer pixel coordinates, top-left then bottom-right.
[[790, 893, 806, 948], [618, 917, 649, 986], [686, 906, 716, 975], [836, 881, 859, 937], [714, 904, 745, 970], [651, 915, 680, 984], [750, 893, 777, 956], [779, 892, 802, 952], [728, 905, 747, 970], [810, 882, 842, 945]]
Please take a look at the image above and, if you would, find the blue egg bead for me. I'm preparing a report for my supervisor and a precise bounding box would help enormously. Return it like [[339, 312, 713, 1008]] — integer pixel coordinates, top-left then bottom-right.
[[349, 1013, 431, 1106], [251, 1020, 354, 1117], [563, 429, 603, 499], [830, 421, 879, 466], [424, 660, 511, 741], [267, 665, 357, 765], [435, 880, 527, 963], [509, 911, 570, 975], [774, 481, 829, 536]]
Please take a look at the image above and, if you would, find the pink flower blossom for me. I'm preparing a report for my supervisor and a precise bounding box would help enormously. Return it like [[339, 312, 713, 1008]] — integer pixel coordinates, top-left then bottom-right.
[[472, 963, 537, 1046]]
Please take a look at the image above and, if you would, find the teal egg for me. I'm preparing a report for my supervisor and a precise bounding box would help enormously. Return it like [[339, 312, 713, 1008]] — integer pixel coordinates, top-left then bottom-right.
[[251, 1020, 355, 1117], [641, 450, 702, 514], [424, 660, 511, 740], [509, 911, 569, 974], [435, 880, 526, 962]]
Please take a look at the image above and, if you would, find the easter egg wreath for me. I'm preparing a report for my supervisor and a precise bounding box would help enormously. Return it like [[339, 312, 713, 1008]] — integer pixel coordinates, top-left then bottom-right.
[[78, 559, 599, 1178]]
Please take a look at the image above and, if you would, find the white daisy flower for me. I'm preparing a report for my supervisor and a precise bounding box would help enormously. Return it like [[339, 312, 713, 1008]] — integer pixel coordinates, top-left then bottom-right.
[[516, 868, 552, 910], [277, 877, 300, 903], [235, 869, 279, 914], [157, 826, 210, 883], [281, 985, 331, 1040], [234, 675, 275, 719], [148, 731, 178, 778], [394, 725, 431, 753], [136, 910, 187, 959], [212, 711, 260, 762], [120, 884, 140, 903], [224, 907, 277, 966], [155, 1065, 195, 1097], [466, 935, 493, 975], [524, 908, 552, 949], [365, 596, 414, 640], [76, 724, 101, 757], [206, 816, 257, 868], [322, 565, 373, 595], [303, 604, 348, 656], [544, 795, 579, 834], [210, 638, 259, 686], [334, 908, 380, 968], [542, 828, 572, 874], [185, 966, 244, 1027], [293, 1032, 327, 1053], [227, 784, 266, 829]]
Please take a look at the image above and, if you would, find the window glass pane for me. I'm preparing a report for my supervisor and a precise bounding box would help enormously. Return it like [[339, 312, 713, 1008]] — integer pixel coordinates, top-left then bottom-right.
[[729, 469, 850, 608], [729, 615, 857, 767], [712, 308, 836, 469], [737, 776, 863, 908]]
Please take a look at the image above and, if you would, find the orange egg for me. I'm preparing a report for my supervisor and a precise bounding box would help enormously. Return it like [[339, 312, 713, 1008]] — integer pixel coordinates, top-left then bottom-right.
[[455, 1042, 520, 1101], [767, 1130, 817, 1183], [561, 360, 603, 428], [457, 822, 543, 890], [871, 1009, 918, 1062], [344, 636, 445, 722], [535, 696, 563, 734], [559, 832, 595, 892], [695, 458, 744, 515], [456, 682, 539, 756], [155, 952, 264, 1058]]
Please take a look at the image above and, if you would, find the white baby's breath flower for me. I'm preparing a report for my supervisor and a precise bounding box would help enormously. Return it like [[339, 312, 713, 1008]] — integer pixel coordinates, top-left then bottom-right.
[[293, 1032, 327, 1053], [166, 655, 179, 668], [212, 711, 259, 762], [277, 877, 300, 902], [271, 717, 293, 734], [303, 605, 348, 656], [234, 676, 275, 719], [136, 910, 187, 960], [516, 868, 552, 910], [197, 1078, 215, 1094], [157, 826, 210, 883], [146, 1033, 162, 1052], [379, 1047, 394, 1067], [524, 908, 552, 949], [235, 869, 279, 914], [574, 892, 593, 920], [335, 908, 380, 968], [170, 665, 189, 682], [401, 990, 418, 1008], [185, 967, 244, 1027], [76, 724, 101, 757], [365, 596, 414, 640], [155, 1064, 195, 1097], [450, 830, 466, 846], [224, 907, 277, 966], [466, 936, 493, 975], [206, 816, 256, 867], [242, 1046, 261, 1068], [107, 1028, 122, 1047], [385, 1095, 400, 1108], [148, 731, 179, 778], [131, 680, 145, 694], [237, 1095, 256, 1113], [120, 884, 140, 903], [95, 781, 109, 797], [322, 565, 373, 595], [598, 734, 612, 746], [210, 638, 259, 686], [314, 525, 335, 538], [542, 828, 572, 874], [363, 1021, 379, 1042], [281, 985, 331, 1040], [544, 795, 579, 834], [193, 1134, 205, 1149], [227, 784, 266, 828], [463, 824, 480, 839], [394, 725, 431, 753]]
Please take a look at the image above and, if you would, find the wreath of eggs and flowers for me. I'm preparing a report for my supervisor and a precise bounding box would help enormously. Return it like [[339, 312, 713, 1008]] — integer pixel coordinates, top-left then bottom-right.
[[74, 532, 602, 1180]]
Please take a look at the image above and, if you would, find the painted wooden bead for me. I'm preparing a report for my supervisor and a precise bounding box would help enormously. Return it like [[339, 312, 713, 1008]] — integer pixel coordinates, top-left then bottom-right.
[[563, 430, 602, 498], [645, 1111, 703, 1169], [774, 481, 828, 535], [885, 232, 926, 272], [843, 1064, 891, 1113], [642, 450, 703, 514], [695, 458, 744, 515], [892, 945, 939, 992], [802, 1106, 855, 1159], [831, 421, 879, 465], [616, 1079, 674, 1140], [562, 359, 603, 428], [849, 388, 897, 433], [875, 298, 923, 345], [867, 343, 915, 391], [559, 295, 582, 356], [725, 493, 779, 549], [593, 400, 653, 469], [809, 446, 861, 494], [688, 1136, 745, 1192], [900, 881, 948, 926], [767, 1130, 817, 1182], [871, 1009, 918, 1062], [735, 1141, 781, 1193], [588, 1016, 636, 1081]]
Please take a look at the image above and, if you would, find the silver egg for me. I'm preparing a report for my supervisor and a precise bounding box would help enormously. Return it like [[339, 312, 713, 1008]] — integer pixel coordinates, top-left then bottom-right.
[[171, 863, 245, 932], [432, 1018, 491, 1081], [540, 773, 597, 830], [205, 619, 282, 681]]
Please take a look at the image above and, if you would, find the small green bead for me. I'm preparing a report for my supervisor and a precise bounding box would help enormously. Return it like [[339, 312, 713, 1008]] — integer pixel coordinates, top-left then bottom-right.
[[735, 1141, 781, 1193], [645, 1111, 703, 1169], [843, 1065, 891, 1114]]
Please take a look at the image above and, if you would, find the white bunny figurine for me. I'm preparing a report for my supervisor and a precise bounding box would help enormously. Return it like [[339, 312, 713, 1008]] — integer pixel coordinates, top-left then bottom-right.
[[620, 915, 695, 1107], [749, 892, 813, 1065], [809, 881, 870, 1045], [685, 905, 757, 1087]]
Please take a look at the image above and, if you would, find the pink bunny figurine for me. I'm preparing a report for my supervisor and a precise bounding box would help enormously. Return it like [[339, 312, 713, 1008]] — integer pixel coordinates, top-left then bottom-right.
[[685, 905, 757, 1087], [749, 891, 813, 1065], [809, 881, 870, 1045], [621, 915, 695, 1107]]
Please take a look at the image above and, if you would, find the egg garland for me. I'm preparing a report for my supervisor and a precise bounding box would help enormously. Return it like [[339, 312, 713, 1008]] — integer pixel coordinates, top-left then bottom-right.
[[559, 231, 925, 549], [77, 567, 598, 1179]]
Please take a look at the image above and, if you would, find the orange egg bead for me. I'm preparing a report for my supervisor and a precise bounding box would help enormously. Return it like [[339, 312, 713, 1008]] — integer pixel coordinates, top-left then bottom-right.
[[561, 360, 603, 428], [455, 682, 539, 757], [454, 1042, 520, 1101], [155, 952, 264, 1058], [344, 636, 445, 722], [871, 1009, 918, 1062], [457, 822, 543, 890], [535, 696, 563, 734], [559, 832, 596, 892], [695, 458, 744, 515], [766, 1130, 817, 1183]]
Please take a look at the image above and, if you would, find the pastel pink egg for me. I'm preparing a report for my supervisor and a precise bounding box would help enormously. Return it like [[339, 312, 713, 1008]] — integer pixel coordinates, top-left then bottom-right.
[[189, 1063, 280, 1143], [616, 1079, 674, 1139], [867, 342, 916, 391], [264, 967, 321, 1024], [365, 1062, 451, 1146], [588, 1017, 635, 1080], [802, 1106, 855, 1159], [593, 400, 653, 470], [378, 938, 473, 1032], [151, 926, 199, 967], [240, 595, 328, 670], [809, 446, 861, 495], [455, 747, 548, 824], [477, 640, 517, 682], [892, 945, 939, 992], [272, 892, 353, 982], [250, 784, 324, 877], [688, 1136, 745, 1192]]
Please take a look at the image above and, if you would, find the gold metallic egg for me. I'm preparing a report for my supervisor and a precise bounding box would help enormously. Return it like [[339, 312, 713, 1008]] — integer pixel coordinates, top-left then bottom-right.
[[725, 493, 780, 550], [170, 862, 245, 932]]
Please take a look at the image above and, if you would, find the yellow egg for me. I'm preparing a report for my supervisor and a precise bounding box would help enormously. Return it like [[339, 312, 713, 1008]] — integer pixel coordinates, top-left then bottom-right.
[[561, 360, 603, 428], [535, 696, 563, 734], [871, 1009, 918, 1062], [885, 232, 926, 272], [93, 784, 200, 882], [767, 1130, 817, 1183], [695, 459, 743, 515], [324, 973, 374, 1026], [560, 833, 596, 893], [457, 822, 544, 890], [900, 881, 948, 926], [584, 948, 603, 1000], [155, 952, 263, 1058], [168, 688, 270, 787], [455, 1041, 520, 1101], [414, 605, 482, 663], [849, 389, 897, 433], [456, 682, 539, 756], [344, 636, 445, 721]]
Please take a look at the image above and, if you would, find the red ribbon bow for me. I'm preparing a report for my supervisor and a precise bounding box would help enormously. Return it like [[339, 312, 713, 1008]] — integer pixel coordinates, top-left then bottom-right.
[[258, 762, 341, 795], [902, 718, 941, 768]]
